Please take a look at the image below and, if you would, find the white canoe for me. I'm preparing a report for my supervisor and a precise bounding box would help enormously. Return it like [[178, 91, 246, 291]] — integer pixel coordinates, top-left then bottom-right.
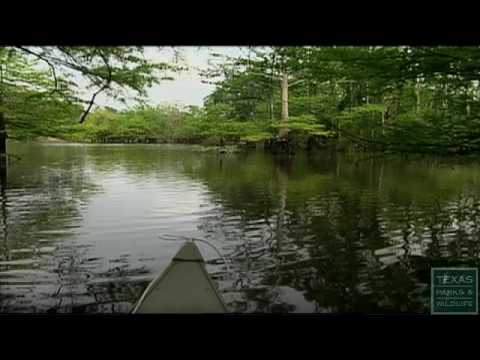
[[132, 241, 227, 313]]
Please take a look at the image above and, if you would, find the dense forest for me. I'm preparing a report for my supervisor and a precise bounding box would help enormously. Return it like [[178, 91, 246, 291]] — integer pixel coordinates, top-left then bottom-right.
[[2, 46, 480, 155]]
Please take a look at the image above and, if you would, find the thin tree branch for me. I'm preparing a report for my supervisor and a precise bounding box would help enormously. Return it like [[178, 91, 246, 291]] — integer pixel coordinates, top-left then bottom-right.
[[288, 79, 307, 88], [78, 51, 112, 123], [78, 86, 105, 123], [16, 46, 58, 95]]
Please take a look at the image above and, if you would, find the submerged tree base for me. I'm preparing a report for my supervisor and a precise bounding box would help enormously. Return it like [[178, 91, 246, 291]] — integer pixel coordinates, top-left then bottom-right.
[[264, 137, 296, 156]]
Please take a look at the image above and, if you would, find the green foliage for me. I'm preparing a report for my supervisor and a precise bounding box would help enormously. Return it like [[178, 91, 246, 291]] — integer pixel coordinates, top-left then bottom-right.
[[240, 132, 272, 142], [0, 46, 181, 152], [1, 49, 83, 141], [60, 104, 273, 145], [5, 46, 480, 154], [272, 115, 334, 137]]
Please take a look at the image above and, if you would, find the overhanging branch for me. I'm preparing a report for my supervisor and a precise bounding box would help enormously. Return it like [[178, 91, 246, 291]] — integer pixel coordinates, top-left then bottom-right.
[[78, 51, 112, 123], [16, 46, 58, 95]]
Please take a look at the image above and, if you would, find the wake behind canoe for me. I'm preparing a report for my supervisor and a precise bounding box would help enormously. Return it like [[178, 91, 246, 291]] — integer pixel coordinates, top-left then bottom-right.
[[132, 241, 227, 314]]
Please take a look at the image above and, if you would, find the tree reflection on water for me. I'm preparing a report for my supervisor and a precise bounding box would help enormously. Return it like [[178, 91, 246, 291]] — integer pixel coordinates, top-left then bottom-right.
[[191, 152, 480, 313]]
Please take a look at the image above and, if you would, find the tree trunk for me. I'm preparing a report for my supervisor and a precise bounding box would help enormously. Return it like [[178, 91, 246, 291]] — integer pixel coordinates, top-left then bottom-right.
[[381, 95, 385, 136], [336, 153, 341, 177], [0, 63, 5, 159], [269, 94, 274, 121], [0, 111, 7, 195], [0, 111, 6, 159], [381, 111, 385, 136], [443, 83, 448, 110], [0, 168, 8, 261], [415, 78, 421, 114], [466, 86, 471, 116], [349, 83, 353, 110], [378, 159, 384, 192], [279, 72, 289, 138]]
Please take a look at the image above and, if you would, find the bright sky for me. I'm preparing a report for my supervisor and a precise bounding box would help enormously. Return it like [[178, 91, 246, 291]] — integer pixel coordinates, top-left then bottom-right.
[[96, 46, 247, 109]]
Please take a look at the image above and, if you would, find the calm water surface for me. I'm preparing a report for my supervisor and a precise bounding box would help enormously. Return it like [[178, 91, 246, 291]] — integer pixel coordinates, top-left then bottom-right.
[[1, 143, 480, 313]]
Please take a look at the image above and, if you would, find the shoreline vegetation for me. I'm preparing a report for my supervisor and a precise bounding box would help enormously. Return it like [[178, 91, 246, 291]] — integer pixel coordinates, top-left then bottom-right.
[[3, 46, 480, 159], [25, 139, 480, 158], [31, 138, 245, 153], [24, 97, 480, 157]]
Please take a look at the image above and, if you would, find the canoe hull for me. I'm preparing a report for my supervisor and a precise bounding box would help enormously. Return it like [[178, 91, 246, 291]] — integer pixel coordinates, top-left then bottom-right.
[[132, 242, 227, 314]]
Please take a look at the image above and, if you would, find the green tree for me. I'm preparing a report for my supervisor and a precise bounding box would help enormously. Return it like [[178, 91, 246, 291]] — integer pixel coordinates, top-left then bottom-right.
[[1, 46, 182, 156]]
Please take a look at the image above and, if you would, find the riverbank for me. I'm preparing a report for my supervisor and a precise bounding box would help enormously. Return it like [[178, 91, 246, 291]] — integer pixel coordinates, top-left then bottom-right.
[[33, 137, 69, 144], [20, 135, 480, 157], [26, 139, 245, 154]]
